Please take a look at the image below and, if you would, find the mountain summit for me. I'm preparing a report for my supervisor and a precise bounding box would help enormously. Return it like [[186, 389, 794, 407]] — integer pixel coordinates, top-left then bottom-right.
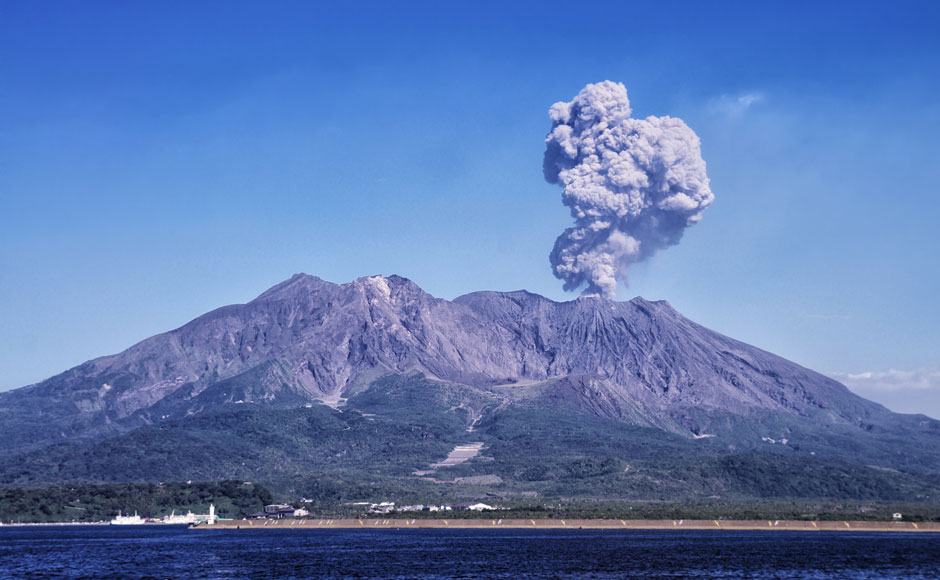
[[1, 274, 938, 499]]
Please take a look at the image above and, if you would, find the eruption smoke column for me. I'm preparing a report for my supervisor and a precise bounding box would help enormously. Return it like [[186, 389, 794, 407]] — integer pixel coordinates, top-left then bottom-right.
[[544, 81, 714, 298]]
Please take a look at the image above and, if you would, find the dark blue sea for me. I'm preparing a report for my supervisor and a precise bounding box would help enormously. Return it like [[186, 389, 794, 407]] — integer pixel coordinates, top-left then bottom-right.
[[1, 526, 939, 579]]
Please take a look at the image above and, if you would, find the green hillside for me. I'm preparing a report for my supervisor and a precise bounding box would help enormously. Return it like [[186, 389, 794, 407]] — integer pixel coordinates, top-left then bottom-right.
[[2, 375, 937, 505], [0, 481, 272, 523]]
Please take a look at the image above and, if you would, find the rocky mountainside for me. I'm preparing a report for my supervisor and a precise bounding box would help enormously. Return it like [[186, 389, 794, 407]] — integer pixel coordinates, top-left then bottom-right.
[[1, 274, 938, 499]]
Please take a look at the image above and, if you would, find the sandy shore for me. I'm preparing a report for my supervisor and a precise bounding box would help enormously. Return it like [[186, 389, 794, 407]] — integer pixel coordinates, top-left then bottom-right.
[[192, 518, 940, 532]]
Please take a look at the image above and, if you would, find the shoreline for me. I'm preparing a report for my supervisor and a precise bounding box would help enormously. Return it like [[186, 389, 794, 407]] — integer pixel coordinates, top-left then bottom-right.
[[0, 522, 111, 527], [0, 521, 193, 527], [191, 518, 940, 532]]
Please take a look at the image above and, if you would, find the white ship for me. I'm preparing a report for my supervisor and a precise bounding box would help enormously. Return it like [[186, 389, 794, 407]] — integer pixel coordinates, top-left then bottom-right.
[[110, 511, 145, 525], [161, 510, 197, 525]]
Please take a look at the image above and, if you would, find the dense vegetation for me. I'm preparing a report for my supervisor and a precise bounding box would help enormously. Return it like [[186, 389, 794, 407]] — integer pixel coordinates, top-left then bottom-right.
[[433, 407, 940, 502], [311, 500, 940, 522], [0, 481, 272, 523], [0, 402, 460, 488], [1, 375, 938, 519]]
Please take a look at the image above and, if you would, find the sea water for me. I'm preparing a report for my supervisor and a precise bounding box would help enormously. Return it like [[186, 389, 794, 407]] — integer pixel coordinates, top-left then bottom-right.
[[1, 525, 939, 579]]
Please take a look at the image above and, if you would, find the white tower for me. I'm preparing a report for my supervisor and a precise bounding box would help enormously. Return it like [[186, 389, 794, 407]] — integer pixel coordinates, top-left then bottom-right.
[[208, 503, 216, 525]]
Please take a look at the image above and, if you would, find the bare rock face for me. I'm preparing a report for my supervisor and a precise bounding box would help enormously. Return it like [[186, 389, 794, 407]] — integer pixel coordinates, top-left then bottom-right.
[[0, 273, 913, 455]]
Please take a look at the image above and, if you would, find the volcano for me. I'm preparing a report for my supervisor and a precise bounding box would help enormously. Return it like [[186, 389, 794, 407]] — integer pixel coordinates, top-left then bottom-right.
[[1, 274, 937, 500]]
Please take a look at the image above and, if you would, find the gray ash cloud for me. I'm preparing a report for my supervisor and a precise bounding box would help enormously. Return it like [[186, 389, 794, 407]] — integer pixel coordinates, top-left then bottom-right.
[[544, 81, 714, 298]]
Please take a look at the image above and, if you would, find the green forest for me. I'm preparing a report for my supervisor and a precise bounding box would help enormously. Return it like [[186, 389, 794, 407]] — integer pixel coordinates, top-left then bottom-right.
[[0, 481, 272, 523]]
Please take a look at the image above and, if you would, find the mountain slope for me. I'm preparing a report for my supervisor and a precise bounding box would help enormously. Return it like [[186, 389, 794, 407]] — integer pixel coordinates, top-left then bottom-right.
[[1, 274, 937, 499]]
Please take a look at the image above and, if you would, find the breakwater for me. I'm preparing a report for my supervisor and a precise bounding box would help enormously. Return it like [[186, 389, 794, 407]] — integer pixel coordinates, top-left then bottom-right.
[[192, 518, 940, 532]]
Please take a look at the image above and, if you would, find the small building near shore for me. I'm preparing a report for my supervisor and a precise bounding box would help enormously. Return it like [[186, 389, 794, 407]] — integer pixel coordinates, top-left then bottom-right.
[[454, 502, 496, 511], [262, 504, 297, 519]]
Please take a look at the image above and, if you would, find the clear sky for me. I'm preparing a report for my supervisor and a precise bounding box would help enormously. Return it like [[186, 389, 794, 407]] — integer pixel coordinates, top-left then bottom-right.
[[2, 1, 938, 416]]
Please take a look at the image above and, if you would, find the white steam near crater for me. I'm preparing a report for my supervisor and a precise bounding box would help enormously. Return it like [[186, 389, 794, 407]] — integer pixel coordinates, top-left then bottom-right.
[[543, 81, 714, 298]]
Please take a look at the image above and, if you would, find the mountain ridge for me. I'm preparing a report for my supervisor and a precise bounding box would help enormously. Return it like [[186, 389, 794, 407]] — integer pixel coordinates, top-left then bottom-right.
[[1, 273, 937, 499], [0, 274, 914, 432]]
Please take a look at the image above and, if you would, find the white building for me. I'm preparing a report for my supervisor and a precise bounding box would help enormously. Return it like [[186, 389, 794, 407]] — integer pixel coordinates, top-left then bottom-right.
[[467, 503, 495, 511]]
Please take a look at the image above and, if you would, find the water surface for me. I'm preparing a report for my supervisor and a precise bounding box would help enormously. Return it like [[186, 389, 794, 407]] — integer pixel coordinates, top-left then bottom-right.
[[2, 526, 939, 579]]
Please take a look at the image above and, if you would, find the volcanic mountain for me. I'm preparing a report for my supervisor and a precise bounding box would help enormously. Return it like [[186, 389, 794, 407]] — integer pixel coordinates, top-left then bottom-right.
[[1, 274, 937, 500]]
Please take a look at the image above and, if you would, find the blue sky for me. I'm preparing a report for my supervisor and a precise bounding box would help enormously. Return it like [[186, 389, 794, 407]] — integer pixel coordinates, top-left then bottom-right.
[[2, 1, 939, 416]]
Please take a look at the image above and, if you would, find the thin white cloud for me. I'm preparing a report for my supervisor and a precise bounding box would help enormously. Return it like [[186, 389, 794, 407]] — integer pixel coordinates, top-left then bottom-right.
[[708, 91, 765, 117], [830, 368, 940, 392]]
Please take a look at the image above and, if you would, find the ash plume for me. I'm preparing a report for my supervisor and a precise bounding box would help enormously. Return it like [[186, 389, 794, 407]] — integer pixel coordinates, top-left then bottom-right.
[[543, 81, 714, 298]]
